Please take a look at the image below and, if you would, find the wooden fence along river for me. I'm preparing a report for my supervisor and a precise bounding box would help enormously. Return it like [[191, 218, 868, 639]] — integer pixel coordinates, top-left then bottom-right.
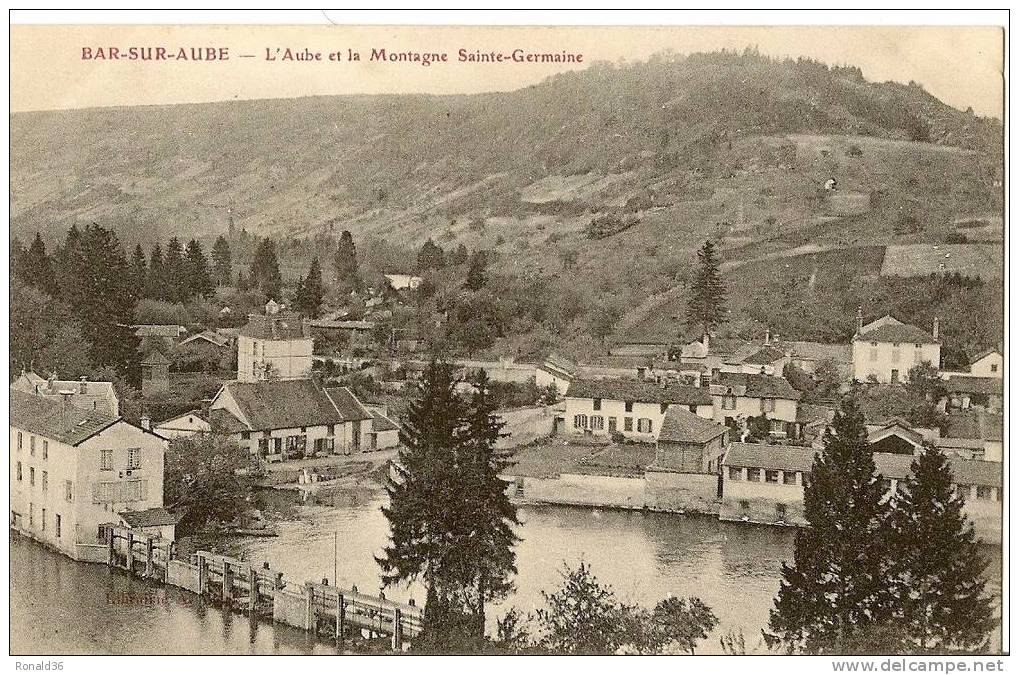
[[100, 523, 423, 650]]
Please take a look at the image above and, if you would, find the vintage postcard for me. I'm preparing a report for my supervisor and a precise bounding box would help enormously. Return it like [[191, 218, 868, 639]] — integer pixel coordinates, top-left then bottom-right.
[[7, 14, 1007, 664]]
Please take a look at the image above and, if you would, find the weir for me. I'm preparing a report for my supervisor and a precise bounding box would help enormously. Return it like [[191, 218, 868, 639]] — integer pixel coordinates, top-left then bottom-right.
[[99, 523, 423, 650]]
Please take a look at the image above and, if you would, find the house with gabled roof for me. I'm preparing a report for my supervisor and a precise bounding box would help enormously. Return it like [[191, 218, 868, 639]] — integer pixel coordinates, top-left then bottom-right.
[[564, 377, 714, 441], [11, 371, 120, 417], [535, 353, 577, 397], [710, 371, 801, 437], [237, 300, 314, 383], [208, 378, 395, 461], [852, 313, 940, 383], [10, 388, 168, 560]]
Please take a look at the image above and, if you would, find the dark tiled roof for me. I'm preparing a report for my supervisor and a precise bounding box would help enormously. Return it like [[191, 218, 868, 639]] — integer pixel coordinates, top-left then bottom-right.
[[858, 323, 936, 344], [156, 409, 208, 426], [796, 403, 835, 425], [944, 410, 1003, 442], [324, 386, 373, 422], [11, 373, 119, 417], [370, 411, 400, 433], [238, 313, 308, 340], [946, 375, 1003, 396], [134, 324, 185, 338], [216, 380, 371, 432], [724, 442, 1000, 487], [120, 507, 181, 528], [208, 407, 250, 434], [566, 378, 713, 406], [742, 345, 787, 365], [141, 350, 171, 365], [10, 389, 119, 446], [714, 372, 801, 400], [658, 407, 726, 444], [724, 443, 817, 473], [782, 341, 853, 364]]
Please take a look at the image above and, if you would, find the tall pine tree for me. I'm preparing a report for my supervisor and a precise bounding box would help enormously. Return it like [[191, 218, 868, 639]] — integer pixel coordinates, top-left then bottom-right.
[[250, 238, 282, 301], [212, 235, 232, 287], [294, 257, 324, 318], [164, 237, 187, 302], [130, 244, 147, 301], [686, 240, 727, 337], [766, 397, 898, 654], [184, 239, 214, 299], [377, 362, 519, 652], [889, 445, 996, 653], [21, 232, 59, 297], [465, 250, 488, 291], [146, 242, 167, 300], [333, 230, 359, 293]]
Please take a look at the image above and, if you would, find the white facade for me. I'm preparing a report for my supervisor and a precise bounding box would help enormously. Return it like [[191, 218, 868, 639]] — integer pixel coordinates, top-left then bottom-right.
[[565, 397, 713, 441], [10, 421, 167, 560], [237, 333, 314, 383], [712, 394, 798, 432], [535, 366, 573, 397], [154, 412, 211, 438], [971, 351, 1003, 378], [852, 339, 940, 383]]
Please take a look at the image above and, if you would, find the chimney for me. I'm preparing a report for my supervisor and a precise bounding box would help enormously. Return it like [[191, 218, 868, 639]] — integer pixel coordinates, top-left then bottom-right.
[[140, 413, 151, 431], [856, 307, 863, 335], [702, 333, 710, 350], [932, 317, 939, 341], [79, 376, 88, 395]]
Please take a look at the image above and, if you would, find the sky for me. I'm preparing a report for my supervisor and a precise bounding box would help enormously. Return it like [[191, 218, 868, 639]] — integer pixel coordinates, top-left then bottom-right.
[[9, 24, 1004, 117]]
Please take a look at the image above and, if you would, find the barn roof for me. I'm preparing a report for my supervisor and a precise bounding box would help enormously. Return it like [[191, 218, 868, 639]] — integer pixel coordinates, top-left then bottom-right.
[[658, 407, 726, 444]]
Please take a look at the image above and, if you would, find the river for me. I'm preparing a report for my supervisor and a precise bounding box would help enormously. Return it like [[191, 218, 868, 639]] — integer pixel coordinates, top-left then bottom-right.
[[11, 497, 1002, 655]]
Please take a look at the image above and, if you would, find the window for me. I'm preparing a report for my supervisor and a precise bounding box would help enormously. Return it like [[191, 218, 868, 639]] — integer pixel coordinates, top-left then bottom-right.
[[573, 414, 588, 430], [728, 466, 742, 481], [29, 504, 33, 527], [30, 467, 35, 487], [660, 403, 668, 415], [624, 401, 634, 413], [590, 415, 604, 431], [623, 417, 633, 432], [30, 436, 35, 456], [593, 398, 602, 411], [93, 479, 148, 503], [127, 448, 141, 469], [765, 470, 779, 483], [802, 473, 811, 488], [891, 349, 900, 363], [739, 500, 750, 512], [722, 395, 736, 410], [100, 449, 113, 471], [55, 514, 61, 538], [315, 437, 335, 454], [783, 471, 797, 485], [688, 405, 697, 413], [17, 431, 22, 451], [42, 471, 48, 492], [16, 462, 22, 482], [955, 484, 972, 500], [775, 503, 787, 520], [972, 449, 985, 461], [65, 480, 73, 502], [761, 398, 775, 413], [991, 364, 999, 373], [746, 468, 761, 482], [42, 440, 48, 460], [258, 437, 283, 455], [976, 485, 994, 500], [241, 431, 250, 440], [636, 418, 653, 434], [41, 508, 46, 531], [890, 369, 899, 383]]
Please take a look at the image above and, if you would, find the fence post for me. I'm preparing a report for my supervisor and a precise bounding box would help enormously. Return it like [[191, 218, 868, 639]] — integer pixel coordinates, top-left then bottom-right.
[[106, 527, 115, 566], [392, 608, 402, 651], [145, 537, 154, 578], [249, 567, 259, 612], [125, 531, 135, 574], [198, 554, 207, 596], [304, 582, 315, 632], [222, 561, 234, 605], [334, 591, 342, 640]]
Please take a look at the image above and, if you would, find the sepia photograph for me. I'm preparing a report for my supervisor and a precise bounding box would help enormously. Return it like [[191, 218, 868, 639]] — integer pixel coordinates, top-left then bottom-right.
[[6, 10, 1009, 665]]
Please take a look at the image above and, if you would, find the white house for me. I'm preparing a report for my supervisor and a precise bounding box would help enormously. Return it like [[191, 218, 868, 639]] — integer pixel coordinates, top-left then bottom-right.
[[852, 314, 940, 383], [237, 301, 314, 383], [10, 389, 169, 561], [384, 274, 423, 291], [209, 379, 398, 461], [564, 378, 714, 442], [534, 354, 577, 397], [154, 410, 212, 438], [710, 372, 801, 436], [969, 349, 1003, 378]]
